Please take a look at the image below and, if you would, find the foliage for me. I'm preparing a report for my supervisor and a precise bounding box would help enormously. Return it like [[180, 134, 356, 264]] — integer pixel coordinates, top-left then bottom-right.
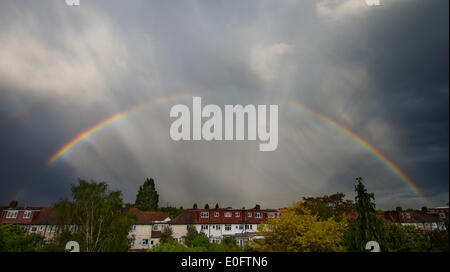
[[159, 226, 174, 244], [0, 223, 44, 252], [158, 206, 184, 218], [150, 234, 226, 252], [191, 233, 210, 248], [135, 178, 159, 211], [384, 223, 430, 252], [347, 177, 387, 252], [53, 178, 137, 252], [183, 225, 199, 247], [301, 193, 353, 221], [249, 201, 347, 252], [428, 229, 449, 252], [150, 239, 190, 252], [222, 237, 242, 252]]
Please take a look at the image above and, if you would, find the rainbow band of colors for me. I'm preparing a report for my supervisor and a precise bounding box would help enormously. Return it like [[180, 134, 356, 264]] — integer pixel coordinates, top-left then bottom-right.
[[288, 101, 432, 207], [45, 93, 193, 166]]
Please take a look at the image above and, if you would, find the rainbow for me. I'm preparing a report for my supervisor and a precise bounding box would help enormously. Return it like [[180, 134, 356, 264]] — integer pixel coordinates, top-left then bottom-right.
[[288, 101, 432, 207], [5, 92, 50, 122], [46, 93, 194, 166]]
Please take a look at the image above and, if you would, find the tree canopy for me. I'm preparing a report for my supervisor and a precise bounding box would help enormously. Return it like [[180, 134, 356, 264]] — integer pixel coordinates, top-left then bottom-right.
[[135, 178, 159, 211], [53, 178, 136, 252]]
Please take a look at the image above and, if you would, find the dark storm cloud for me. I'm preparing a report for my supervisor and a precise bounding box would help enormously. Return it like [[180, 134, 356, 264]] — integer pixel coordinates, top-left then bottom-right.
[[0, 0, 448, 209]]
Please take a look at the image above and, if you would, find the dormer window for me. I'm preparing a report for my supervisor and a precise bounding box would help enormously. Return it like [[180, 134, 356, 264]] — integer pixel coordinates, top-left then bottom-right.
[[6, 210, 18, 218], [214, 212, 219, 217], [200, 212, 209, 218], [235, 212, 240, 217], [23, 211, 32, 219], [255, 212, 262, 218]]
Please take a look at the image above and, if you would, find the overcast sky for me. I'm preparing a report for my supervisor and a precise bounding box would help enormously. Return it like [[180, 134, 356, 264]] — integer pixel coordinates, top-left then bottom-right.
[[0, 0, 448, 210]]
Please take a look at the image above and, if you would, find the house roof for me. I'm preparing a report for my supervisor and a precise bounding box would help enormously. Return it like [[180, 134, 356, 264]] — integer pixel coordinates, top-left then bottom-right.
[[170, 210, 197, 225], [31, 207, 60, 225], [381, 210, 441, 224], [128, 208, 169, 225]]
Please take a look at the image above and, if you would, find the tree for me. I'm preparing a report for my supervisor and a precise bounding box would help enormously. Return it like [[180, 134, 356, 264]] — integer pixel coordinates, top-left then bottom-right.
[[249, 201, 347, 252], [159, 226, 174, 244], [150, 239, 189, 252], [191, 234, 210, 248], [53, 179, 136, 252], [346, 177, 387, 251], [158, 206, 184, 218], [0, 223, 44, 252], [384, 223, 429, 252], [204, 204, 210, 209], [135, 178, 159, 211], [301, 193, 353, 221], [222, 237, 242, 252], [183, 225, 200, 247]]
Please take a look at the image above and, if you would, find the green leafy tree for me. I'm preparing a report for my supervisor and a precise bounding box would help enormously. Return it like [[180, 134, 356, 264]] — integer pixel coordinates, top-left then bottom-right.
[[301, 193, 353, 221], [384, 223, 429, 252], [191, 233, 210, 248], [183, 225, 200, 247], [346, 177, 387, 251], [53, 178, 137, 252], [204, 204, 209, 209], [250, 201, 347, 252], [135, 178, 159, 211], [222, 237, 242, 252], [0, 224, 44, 252], [158, 206, 184, 218], [150, 239, 189, 252], [159, 226, 174, 244]]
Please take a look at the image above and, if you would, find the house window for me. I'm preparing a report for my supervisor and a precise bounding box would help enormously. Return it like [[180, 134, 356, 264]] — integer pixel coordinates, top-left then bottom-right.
[[39, 226, 44, 231], [23, 211, 32, 219], [214, 212, 219, 217], [247, 212, 252, 218], [30, 226, 37, 232], [235, 212, 240, 217], [131, 240, 135, 247], [406, 213, 411, 219], [131, 225, 136, 232], [225, 224, 231, 231], [150, 240, 154, 245], [153, 225, 158, 231], [201, 212, 209, 218], [239, 225, 244, 230], [215, 225, 221, 230], [142, 239, 148, 245], [224, 212, 232, 218], [245, 224, 253, 230], [255, 212, 262, 218], [6, 211, 18, 218], [201, 225, 208, 230]]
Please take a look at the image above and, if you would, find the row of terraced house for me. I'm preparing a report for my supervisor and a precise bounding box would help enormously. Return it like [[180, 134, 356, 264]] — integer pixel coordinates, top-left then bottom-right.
[[1, 201, 448, 250], [0, 201, 280, 250]]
